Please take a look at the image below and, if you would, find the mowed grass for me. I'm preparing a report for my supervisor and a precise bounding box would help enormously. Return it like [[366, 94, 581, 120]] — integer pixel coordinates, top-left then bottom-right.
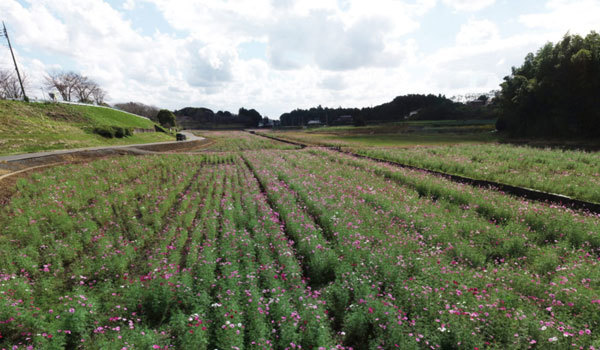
[[1, 149, 600, 349], [0, 100, 173, 156]]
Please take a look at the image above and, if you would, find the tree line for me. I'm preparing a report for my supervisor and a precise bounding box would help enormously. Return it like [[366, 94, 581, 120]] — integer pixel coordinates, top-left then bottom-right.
[[44, 71, 106, 104], [279, 94, 496, 127], [496, 31, 600, 137], [173, 106, 263, 128]]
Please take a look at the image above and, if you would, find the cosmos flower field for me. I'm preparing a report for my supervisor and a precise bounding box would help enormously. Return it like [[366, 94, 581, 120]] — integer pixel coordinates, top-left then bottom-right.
[[1, 141, 600, 349], [259, 131, 600, 203]]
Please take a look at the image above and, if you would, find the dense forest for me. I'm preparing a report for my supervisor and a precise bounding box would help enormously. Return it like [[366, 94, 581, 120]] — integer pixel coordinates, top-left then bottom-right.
[[173, 107, 262, 129], [279, 94, 496, 126], [496, 32, 600, 137]]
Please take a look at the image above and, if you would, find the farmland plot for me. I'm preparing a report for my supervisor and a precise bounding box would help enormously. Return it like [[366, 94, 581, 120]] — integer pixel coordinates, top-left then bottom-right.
[[196, 131, 300, 151], [1, 148, 600, 349], [244, 149, 600, 349], [0, 154, 334, 349], [257, 130, 600, 203], [353, 144, 600, 203]]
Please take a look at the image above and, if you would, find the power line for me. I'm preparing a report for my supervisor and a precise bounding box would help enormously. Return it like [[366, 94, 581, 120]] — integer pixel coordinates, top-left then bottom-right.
[[2, 21, 27, 101]]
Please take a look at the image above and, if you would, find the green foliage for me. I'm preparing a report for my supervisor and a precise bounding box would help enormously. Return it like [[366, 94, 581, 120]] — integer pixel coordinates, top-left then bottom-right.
[[353, 115, 367, 126], [238, 107, 262, 127], [280, 94, 456, 126], [414, 100, 497, 121], [92, 125, 133, 138], [157, 109, 176, 128], [498, 31, 600, 137]]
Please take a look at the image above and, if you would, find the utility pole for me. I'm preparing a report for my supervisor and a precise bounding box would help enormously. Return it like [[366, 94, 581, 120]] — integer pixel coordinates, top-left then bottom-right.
[[2, 21, 27, 101]]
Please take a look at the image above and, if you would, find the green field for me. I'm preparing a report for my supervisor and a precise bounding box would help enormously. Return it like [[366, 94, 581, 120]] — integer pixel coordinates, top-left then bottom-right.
[[261, 121, 497, 148], [0, 100, 173, 155], [354, 144, 600, 203], [195, 130, 300, 151], [259, 125, 600, 202], [2, 130, 600, 349]]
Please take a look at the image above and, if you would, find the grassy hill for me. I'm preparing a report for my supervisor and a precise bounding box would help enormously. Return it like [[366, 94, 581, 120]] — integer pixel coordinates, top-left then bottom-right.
[[0, 100, 174, 156]]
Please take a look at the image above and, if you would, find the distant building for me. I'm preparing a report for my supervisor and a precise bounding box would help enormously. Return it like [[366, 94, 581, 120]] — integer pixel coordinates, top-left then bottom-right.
[[307, 119, 323, 126], [258, 120, 276, 128], [402, 109, 421, 120], [335, 115, 353, 124]]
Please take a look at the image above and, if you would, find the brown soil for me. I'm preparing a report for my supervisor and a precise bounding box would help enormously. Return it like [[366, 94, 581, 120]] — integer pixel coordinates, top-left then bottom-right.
[[45, 110, 88, 123]]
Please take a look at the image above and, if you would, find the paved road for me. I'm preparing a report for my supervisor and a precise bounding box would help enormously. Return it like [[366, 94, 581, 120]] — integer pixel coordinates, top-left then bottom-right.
[[0, 131, 204, 162]]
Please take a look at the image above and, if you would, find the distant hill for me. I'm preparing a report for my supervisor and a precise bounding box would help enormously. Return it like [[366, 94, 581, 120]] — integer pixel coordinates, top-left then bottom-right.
[[174, 107, 261, 129], [174, 107, 216, 129], [279, 94, 496, 126], [0, 100, 173, 156]]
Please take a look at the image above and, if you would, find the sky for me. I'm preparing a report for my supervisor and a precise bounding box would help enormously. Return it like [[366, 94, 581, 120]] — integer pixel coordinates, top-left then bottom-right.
[[1, 0, 599, 118]]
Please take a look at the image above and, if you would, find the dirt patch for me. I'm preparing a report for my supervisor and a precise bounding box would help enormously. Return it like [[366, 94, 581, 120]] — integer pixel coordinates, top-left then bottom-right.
[[45, 109, 88, 123]]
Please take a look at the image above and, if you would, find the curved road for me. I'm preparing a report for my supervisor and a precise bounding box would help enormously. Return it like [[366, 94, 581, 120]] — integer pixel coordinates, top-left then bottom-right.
[[0, 131, 203, 163]]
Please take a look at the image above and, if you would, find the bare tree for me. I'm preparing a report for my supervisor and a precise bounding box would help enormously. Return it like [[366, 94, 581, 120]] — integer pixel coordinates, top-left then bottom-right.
[[44, 71, 78, 101], [73, 75, 94, 102], [91, 85, 107, 105], [0, 70, 11, 98], [0, 68, 28, 99], [44, 71, 106, 103]]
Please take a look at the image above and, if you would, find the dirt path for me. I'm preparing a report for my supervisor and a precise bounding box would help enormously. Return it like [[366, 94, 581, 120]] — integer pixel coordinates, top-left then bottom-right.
[[0, 131, 203, 162]]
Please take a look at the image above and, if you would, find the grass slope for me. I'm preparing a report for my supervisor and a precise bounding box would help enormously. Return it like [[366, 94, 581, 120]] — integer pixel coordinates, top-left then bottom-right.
[[0, 100, 173, 156]]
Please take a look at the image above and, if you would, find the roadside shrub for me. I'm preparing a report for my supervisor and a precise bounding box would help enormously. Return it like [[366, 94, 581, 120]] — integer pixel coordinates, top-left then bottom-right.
[[113, 126, 133, 138], [93, 125, 115, 138], [92, 126, 133, 138], [113, 126, 126, 138]]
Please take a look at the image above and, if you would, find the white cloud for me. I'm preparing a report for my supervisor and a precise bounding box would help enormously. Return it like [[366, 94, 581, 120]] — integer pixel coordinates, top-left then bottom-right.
[[519, 0, 600, 36], [267, 11, 400, 71], [1, 0, 439, 117], [319, 74, 347, 90], [456, 19, 500, 46], [442, 0, 496, 12], [3, 0, 596, 118], [122, 0, 137, 11], [185, 44, 237, 89]]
